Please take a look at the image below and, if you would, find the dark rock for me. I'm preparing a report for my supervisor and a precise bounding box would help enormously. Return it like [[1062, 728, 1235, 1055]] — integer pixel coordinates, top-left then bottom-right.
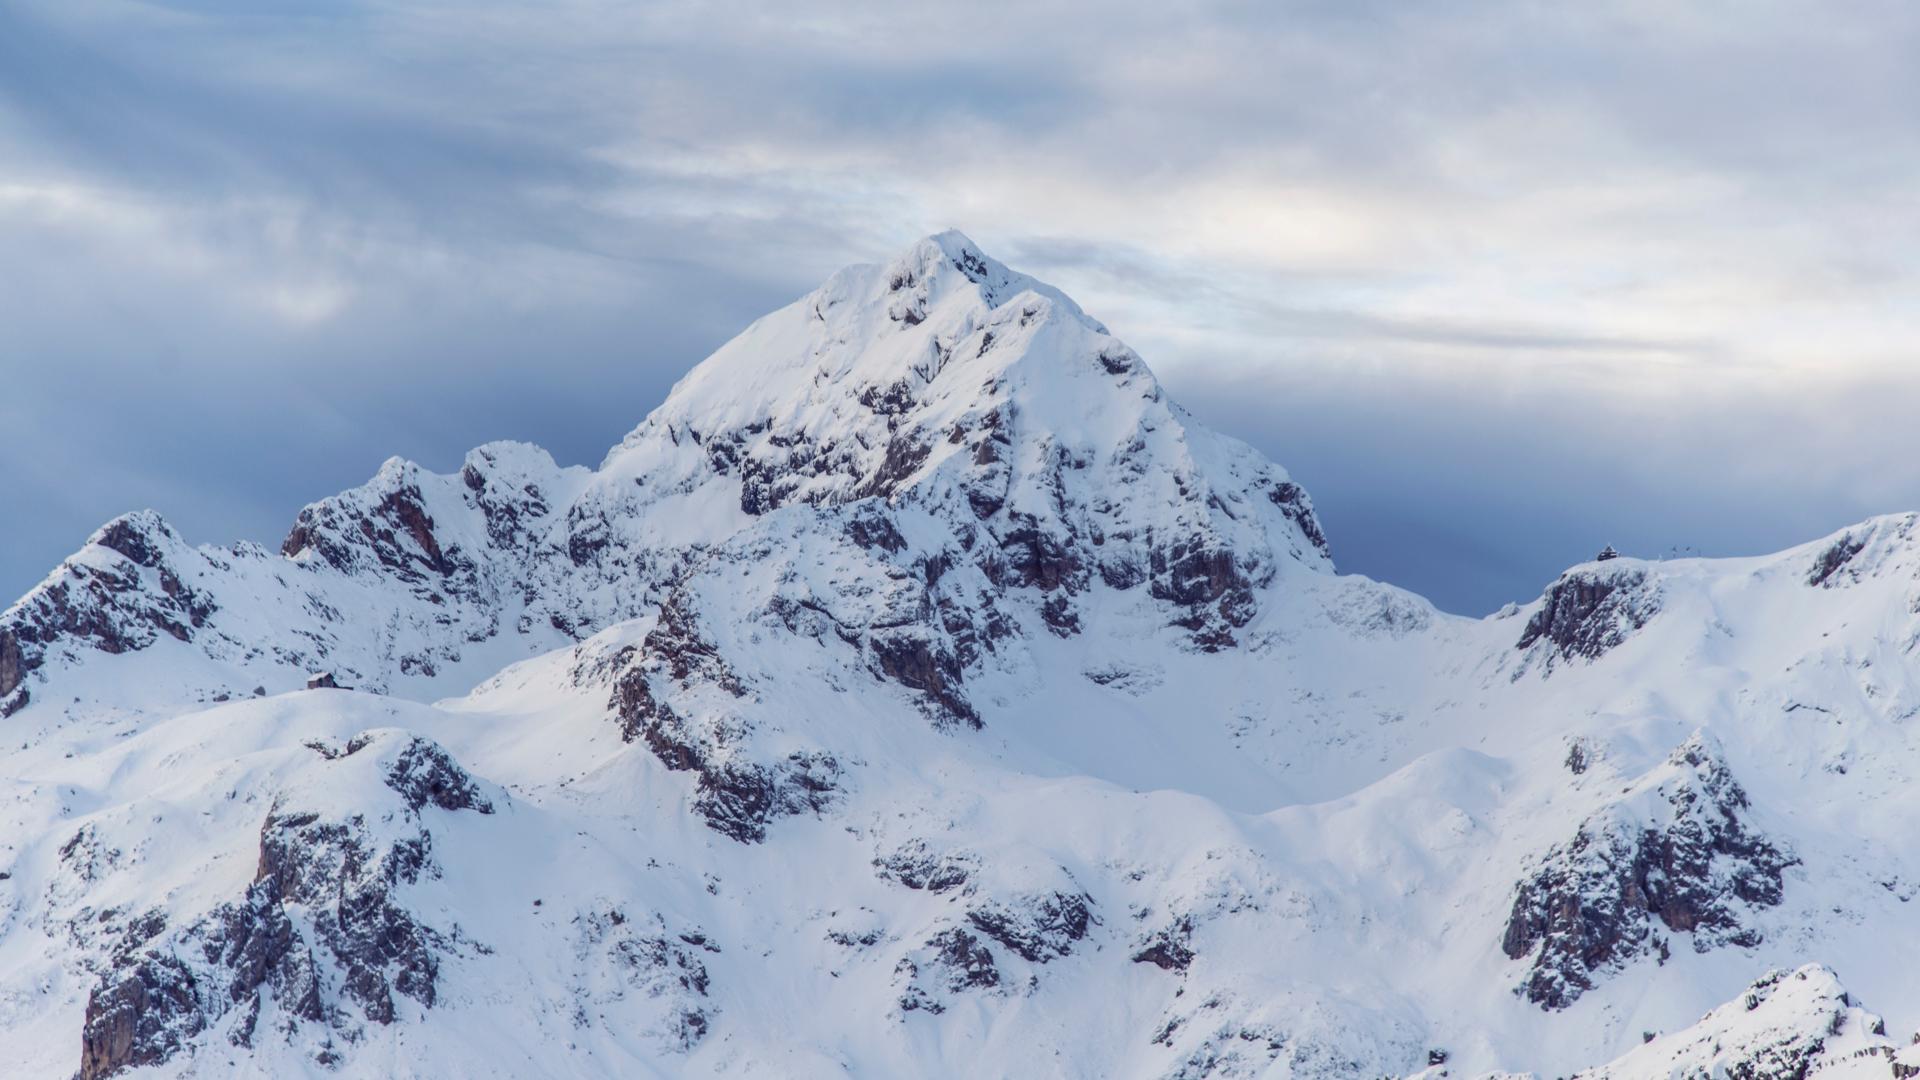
[[1132, 915, 1195, 973], [1040, 594, 1081, 637], [966, 890, 1096, 963], [254, 808, 443, 1024], [1149, 538, 1257, 651], [385, 737, 495, 814], [993, 514, 1083, 594], [74, 738, 500, 1079], [0, 628, 23, 700], [461, 452, 555, 550], [1150, 542, 1245, 614], [607, 603, 842, 842], [1502, 735, 1794, 1009], [94, 514, 173, 569], [1267, 481, 1330, 557], [1565, 739, 1592, 775], [0, 515, 219, 698], [566, 513, 610, 566], [577, 907, 716, 1051], [283, 484, 452, 583], [75, 729, 503, 1076], [874, 840, 974, 894], [845, 511, 908, 554], [869, 630, 979, 729], [897, 928, 1001, 1014], [692, 753, 842, 844], [1516, 567, 1659, 663], [79, 953, 202, 1080], [208, 883, 325, 1032], [858, 379, 918, 417], [1808, 534, 1866, 588], [857, 435, 932, 500], [929, 928, 999, 989]]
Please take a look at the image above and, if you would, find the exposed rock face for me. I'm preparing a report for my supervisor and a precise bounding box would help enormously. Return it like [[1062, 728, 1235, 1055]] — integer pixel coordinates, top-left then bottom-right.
[[1803, 513, 1920, 589], [1808, 533, 1867, 588], [1515, 564, 1660, 665], [1132, 915, 1196, 973], [873, 839, 975, 894], [78, 946, 205, 1080], [875, 846, 1096, 1013], [867, 627, 980, 729], [1268, 482, 1328, 557], [1502, 733, 1795, 1009], [965, 890, 1096, 963], [570, 907, 717, 1053], [383, 735, 496, 814], [283, 475, 459, 584], [0, 626, 24, 712], [0, 512, 217, 706], [895, 928, 1002, 1014], [76, 732, 495, 1078], [603, 595, 842, 843]]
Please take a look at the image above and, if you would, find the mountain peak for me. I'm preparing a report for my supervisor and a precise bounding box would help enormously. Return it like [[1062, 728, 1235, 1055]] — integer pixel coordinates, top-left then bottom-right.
[[883, 230, 1102, 331], [614, 232, 1136, 463], [591, 233, 1329, 644]]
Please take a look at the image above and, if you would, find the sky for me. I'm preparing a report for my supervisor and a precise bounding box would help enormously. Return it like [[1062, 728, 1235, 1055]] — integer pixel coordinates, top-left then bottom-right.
[[3, 1, 1919, 615]]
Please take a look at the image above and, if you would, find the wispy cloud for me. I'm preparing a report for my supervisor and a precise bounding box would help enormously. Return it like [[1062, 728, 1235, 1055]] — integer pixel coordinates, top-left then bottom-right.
[[2, 0, 1917, 611]]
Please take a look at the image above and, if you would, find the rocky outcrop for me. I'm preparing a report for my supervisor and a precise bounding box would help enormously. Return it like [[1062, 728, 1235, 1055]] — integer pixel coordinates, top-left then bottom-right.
[[1150, 540, 1258, 651], [868, 628, 979, 729], [965, 890, 1097, 964], [1800, 513, 1920, 589], [384, 736, 496, 814], [77, 732, 494, 1078], [606, 598, 841, 843], [570, 906, 717, 1053], [282, 473, 460, 586], [78, 942, 207, 1080], [602, 595, 837, 841], [1132, 915, 1196, 973], [1807, 533, 1867, 588], [878, 850, 1095, 1013], [1268, 481, 1329, 557], [1502, 733, 1795, 1009], [873, 839, 975, 894], [1516, 565, 1660, 665], [0, 626, 25, 714], [895, 928, 1002, 1014], [0, 512, 216, 705]]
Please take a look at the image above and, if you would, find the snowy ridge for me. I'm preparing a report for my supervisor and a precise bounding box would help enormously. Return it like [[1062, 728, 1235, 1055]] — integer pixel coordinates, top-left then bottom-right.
[[1568, 965, 1896, 1079], [4, 234, 1920, 1078]]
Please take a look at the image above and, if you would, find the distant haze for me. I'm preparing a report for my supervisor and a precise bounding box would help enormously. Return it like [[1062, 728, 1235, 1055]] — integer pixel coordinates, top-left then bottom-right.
[[4, 2, 1919, 614]]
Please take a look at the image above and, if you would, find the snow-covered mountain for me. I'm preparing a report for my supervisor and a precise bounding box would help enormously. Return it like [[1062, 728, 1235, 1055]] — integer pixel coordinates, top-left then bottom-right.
[[5, 232, 1920, 1079]]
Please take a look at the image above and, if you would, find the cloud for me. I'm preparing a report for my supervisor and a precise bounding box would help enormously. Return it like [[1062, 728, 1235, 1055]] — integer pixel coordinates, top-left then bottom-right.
[[1, 0, 1918, 613]]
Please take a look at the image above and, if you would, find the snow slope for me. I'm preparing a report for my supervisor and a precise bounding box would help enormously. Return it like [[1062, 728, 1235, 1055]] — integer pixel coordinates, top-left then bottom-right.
[[4, 233, 1920, 1079]]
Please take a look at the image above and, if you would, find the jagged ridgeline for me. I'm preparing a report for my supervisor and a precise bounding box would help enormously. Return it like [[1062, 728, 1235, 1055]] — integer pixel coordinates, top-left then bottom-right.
[[6, 235, 1920, 1079]]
